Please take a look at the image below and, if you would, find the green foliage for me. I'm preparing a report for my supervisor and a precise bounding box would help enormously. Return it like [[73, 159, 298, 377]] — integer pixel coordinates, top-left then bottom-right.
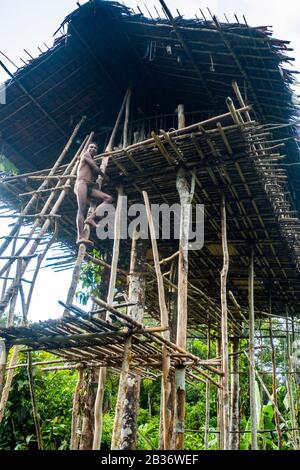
[[0, 352, 76, 450], [0, 154, 19, 175]]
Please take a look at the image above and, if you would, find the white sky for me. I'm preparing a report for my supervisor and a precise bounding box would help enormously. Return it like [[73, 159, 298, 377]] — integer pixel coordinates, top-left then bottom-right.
[[0, 0, 299, 321]]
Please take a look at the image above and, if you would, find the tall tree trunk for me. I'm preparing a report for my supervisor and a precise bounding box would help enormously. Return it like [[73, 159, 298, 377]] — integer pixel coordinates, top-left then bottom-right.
[[111, 231, 147, 449], [220, 194, 229, 450], [79, 368, 97, 450]]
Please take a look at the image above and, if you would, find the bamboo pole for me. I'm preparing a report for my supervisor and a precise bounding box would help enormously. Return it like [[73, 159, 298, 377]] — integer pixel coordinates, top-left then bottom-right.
[[248, 247, 258, 450], [27, 352, 43, 450], [204, 322, 211, 450], [79, 368, 97, 450], [244, 351, 287, 425], [268, 292, 282, 449], [220, 194, 230, 450], [169, 261, 177, 449], [0, 341, 6, 399], [143, 190, 172, 449], [70, 368, 84, 450], [217, 328, 223, 449], [0, 346, 21, 423], [285, 307, 299, 449], [123, 88, 131, 148]]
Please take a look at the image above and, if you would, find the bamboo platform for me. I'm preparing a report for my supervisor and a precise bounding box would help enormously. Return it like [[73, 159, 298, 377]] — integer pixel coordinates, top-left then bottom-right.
[[1, 100, 300, 315], [0, 300, 220, 384]]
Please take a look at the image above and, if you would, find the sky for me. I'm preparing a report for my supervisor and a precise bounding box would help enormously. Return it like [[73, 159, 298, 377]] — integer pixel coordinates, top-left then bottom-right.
[[0, 0, 299, 321]]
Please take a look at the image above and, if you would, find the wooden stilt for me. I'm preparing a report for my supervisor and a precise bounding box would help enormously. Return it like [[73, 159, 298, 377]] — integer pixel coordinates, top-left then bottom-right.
[[111, 230, 146, 450], [174, 104, 194, 450], [92, 186, 124, 450], [285, 306, 299, 449], [248, 247, 258, 450], [70, 368, 84, 450], [0, 346, 21, 423], [143, 191, 172, 450], [79, 368, 97, 450], [0, 341, 7, 399], [111, 338, 132, 450], [204, 322, 211, 450], [217, 326, 223, 449], [268, 292, 282, 449], [220, 194, 229, 450], [169, 261, 177, 449], [27, 352, 43, 450]]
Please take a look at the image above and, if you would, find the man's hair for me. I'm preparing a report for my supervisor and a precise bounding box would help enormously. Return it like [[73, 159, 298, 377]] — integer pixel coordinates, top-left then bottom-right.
[[89, 142, 98, 148]]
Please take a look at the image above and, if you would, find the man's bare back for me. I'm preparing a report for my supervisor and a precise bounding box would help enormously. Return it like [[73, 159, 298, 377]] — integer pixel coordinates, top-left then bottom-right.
[[74, 142, 113, 245]]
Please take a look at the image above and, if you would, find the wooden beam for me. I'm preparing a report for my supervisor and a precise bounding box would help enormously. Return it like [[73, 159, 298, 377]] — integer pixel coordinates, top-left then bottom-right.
[[220, 194, 229, 450], [229, 336, 240, 450]]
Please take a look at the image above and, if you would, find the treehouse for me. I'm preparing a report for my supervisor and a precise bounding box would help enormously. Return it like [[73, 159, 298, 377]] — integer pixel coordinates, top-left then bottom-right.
[[0, 0, 299, 451]]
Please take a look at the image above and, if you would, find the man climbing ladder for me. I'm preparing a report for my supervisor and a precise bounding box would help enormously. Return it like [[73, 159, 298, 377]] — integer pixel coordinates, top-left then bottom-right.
[[74, 142, 113, 245]]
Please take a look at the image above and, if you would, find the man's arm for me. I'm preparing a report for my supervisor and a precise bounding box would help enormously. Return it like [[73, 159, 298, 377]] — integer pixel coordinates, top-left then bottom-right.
[[82, 152, 105, 177]]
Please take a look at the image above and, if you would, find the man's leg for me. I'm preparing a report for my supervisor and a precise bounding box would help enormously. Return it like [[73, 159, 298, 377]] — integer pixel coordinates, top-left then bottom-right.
[[85, 188, 113, 227], [76, 183, 94, 245]]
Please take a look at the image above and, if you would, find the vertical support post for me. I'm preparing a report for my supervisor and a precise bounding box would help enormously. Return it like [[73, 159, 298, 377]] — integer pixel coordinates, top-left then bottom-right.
[[220, 194, 229, 450], [268, 291, 282, 449], [285, 306, 299, 449], [70, 368, 84, 450], [249, 247, 258, 450], [204, 322, 211, 450], [229, 336, 240, 450], [92, 186, 124, 450], [79, 368, 97, 450], [0, 341, 7, 399], [217, 329, 223, 449], [174, 104, 189, 450], [111, 338, 132, 449], [123, 88, 131, 148], [117, 233, 146, 450], [27, 352, 43, 450], [143, 191, 172, 450], [0, 346, 21, 423]]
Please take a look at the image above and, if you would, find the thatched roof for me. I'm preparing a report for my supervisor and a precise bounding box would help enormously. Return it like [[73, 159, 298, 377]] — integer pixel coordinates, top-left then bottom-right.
[[0, 0, 299, 197]]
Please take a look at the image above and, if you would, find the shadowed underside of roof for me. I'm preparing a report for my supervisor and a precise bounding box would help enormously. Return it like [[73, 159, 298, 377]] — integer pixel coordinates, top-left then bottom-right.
[[1, 105, 300, 317]]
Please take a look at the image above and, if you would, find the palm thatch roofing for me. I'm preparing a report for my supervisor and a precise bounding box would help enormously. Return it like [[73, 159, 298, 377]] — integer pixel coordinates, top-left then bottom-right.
[[0, 1, 299, 181]]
